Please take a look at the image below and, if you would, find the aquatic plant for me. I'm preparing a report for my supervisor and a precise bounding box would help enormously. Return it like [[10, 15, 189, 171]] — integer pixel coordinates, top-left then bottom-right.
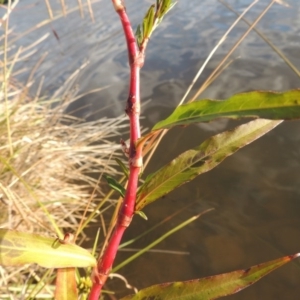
[[1, 0, 300, 299]]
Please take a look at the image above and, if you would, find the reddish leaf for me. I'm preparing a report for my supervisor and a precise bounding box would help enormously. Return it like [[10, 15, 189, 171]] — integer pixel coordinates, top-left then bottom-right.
[[121, 254, 300, 300]]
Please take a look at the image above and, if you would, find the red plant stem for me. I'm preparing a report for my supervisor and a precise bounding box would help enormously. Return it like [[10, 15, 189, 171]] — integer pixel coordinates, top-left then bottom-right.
[[88, 1, 144, 299]]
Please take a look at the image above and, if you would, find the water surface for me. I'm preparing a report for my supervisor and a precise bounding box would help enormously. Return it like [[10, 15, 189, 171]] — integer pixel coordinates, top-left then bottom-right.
[[7, 0, 300, 299]]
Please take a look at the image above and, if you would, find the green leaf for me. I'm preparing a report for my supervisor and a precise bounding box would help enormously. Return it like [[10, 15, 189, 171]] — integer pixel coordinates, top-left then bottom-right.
[[114, 213, 203, 272], [137, 119, 281, 210], [143, 5, 155, 39], [153, 90, 300, 130], [115, 158, 129, 179], [121, 253, 300, 300], [135, 24, 143, 46], [104, 174, 126, 197], [134, 210, 148, 220], [0, 229, 96, 268], [55, 268, 78, 300], [136, 0, 176, 47], [156, 0, 176, 23]]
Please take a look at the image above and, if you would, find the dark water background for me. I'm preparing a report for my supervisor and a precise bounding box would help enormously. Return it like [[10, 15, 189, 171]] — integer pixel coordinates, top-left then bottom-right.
[[5, 0, 300, 299]]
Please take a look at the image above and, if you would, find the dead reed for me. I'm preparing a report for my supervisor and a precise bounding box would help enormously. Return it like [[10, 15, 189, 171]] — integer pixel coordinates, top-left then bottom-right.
[[0, 0, 128, 297]]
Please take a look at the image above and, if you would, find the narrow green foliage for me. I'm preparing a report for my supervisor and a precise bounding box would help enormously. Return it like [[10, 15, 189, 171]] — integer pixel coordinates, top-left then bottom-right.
[[153, 89, 300, 130], [115, 158, 129, 179], [135, 25, 143, 46], [121, 253, 300, 300], [143, 5, 155, 39], [135, 0, 176, 47], [134, 210, 148, 220], [0, 229, 96, 268], [92, 228, 101, 257], [104, 174, 126, 197], [113, 214, 201, 272], [137, 119, 281, 210], [155, 0, 176, 23]]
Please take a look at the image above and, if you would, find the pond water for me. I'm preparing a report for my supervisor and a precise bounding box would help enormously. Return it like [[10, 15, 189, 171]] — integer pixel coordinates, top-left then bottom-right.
[[6, 0, 300, 299]]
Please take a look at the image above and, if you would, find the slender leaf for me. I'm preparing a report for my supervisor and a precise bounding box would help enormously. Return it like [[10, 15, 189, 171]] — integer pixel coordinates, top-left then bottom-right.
[[55, 268, 78, 300], [115, 158, 129, 179], [104, 174, 126, 197], [157, 0, 176, 22], [135, 210, 148, 220], [137, 119, 281, 210], [121, 253, 300, 300], [143, 5, 155, 39], [136, 0, 176, 46], [153, 90, 300, 130], [135, 24, 143, 46], [0, 229, 96, 268], [113, 213, 206, 272]]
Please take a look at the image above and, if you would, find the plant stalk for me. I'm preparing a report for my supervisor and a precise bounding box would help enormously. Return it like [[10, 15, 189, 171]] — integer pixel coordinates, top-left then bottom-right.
[[88, 1, 144, 298]]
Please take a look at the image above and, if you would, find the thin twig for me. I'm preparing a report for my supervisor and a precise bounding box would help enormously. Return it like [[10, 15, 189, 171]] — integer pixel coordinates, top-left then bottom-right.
[[3, 0, 13, 156], [44, 0, 53, 19], [60, 0, 67, 17], [87, 0, 95, 22], [179, 0, 259, 106], [220, 0, 300, 78], [142, 1, 259, 172], [190, 0, 277, 102], [77, 0, 84, 18]]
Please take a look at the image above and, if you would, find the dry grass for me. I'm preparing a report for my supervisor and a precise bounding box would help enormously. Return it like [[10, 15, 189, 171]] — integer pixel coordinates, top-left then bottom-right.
[[0, 92, 128, 234], [0, 90, 128, 298], [0, 1, 128, 298], [1, 0, 296, 298]]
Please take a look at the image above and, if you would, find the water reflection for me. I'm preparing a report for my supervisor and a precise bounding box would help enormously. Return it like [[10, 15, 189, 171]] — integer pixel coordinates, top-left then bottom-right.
[[8, 0, 300, 299]]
